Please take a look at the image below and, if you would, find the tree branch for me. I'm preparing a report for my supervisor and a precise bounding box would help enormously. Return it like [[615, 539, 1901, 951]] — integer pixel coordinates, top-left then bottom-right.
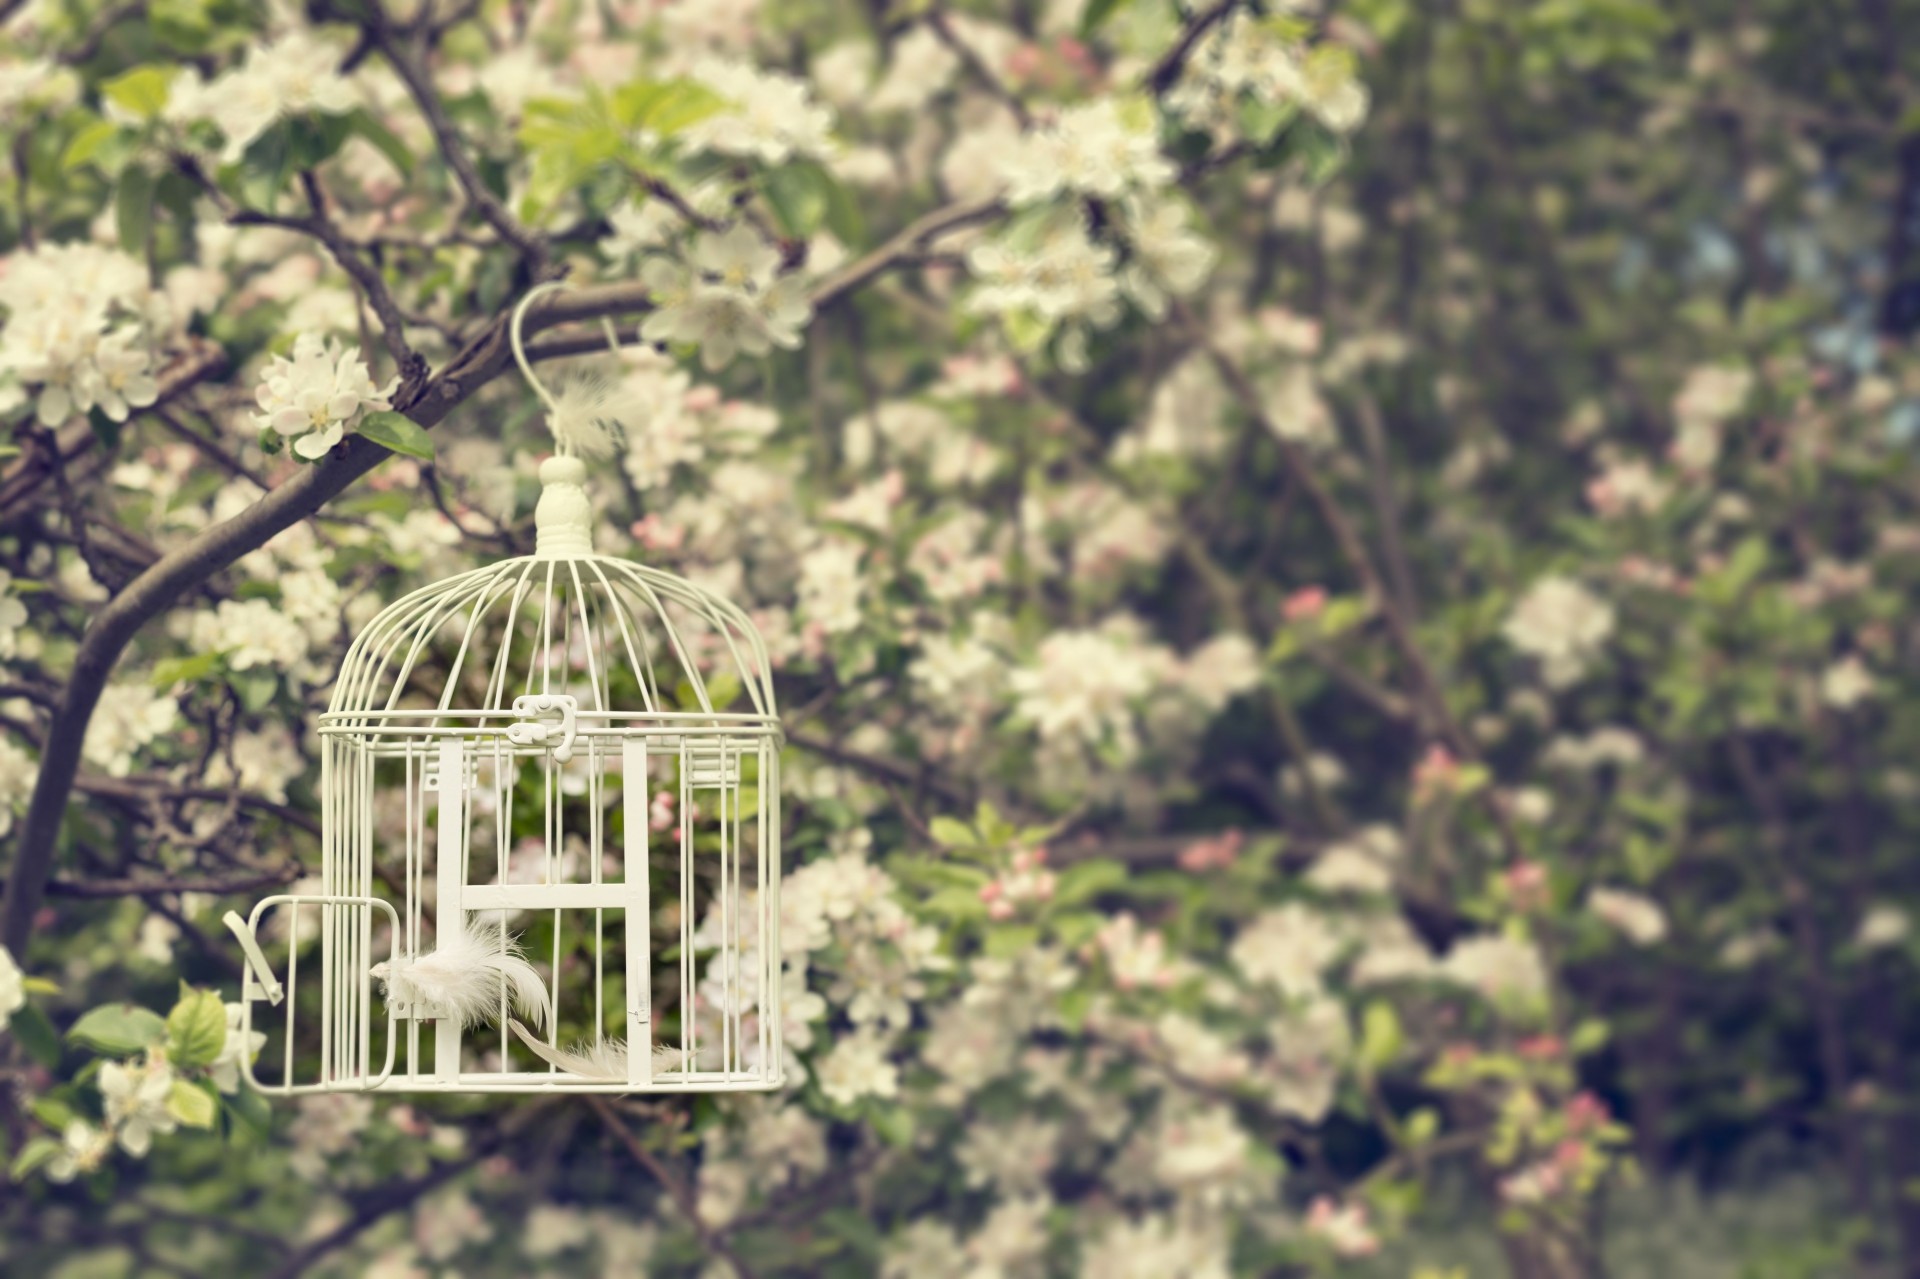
[[45, 868, 299, 899], [362, 7, 548, 267]]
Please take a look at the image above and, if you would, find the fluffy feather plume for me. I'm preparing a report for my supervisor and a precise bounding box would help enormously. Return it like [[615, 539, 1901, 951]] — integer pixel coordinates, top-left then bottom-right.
[[546, 370, 640, 459], [508, 1019, 688, 1080], [371, 918, 551, 1030]]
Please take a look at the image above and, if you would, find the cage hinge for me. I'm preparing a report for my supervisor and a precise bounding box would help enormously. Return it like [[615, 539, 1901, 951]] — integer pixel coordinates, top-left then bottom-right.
[[505, 693, 579, 761]]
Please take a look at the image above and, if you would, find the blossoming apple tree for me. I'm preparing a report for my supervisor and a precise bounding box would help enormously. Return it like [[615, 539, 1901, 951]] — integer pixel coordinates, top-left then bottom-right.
[[0, 0, 1915, 1276]]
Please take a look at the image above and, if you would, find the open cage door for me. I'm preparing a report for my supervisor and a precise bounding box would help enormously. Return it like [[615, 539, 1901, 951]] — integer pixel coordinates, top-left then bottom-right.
[[224, 894, 400, 1094]]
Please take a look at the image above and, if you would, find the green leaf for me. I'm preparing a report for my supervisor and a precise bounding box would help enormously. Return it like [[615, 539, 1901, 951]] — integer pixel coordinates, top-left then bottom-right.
[[31, 1097, 75, 1131], [1052, 858, 1127, 907], [983, 924, 1039, 958], [10, 1137, 60, 1181], [237, 120, 294, 211], [225, 1087, 272, 1138], [764, 161, 836, 239], [1569, 1017, 1611, 1056], [345, 107, 413, 176], [9, 1003, 62, 1068], [612, 77, 727, 136], [101, 66, 178, 122], [151, 652, 222, 689], [67, 1004, 166, 1056], [867, 1102, 915, 1148], [115, 166, 156, 258], [357, 411, 435, 462], [166, 1079, 217, 1129], [285, 113, 353, 171], [1404, 1106, 1441, 1147], [928, 817, 976, 849], [165, 986, 227, 1071], [1360, 1001, 1403, 1071], [62, 119, 123, 172]]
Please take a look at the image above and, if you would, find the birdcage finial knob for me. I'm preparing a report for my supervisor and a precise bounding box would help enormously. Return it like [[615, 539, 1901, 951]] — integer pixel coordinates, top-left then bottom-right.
[[534, 454, 594, 558]]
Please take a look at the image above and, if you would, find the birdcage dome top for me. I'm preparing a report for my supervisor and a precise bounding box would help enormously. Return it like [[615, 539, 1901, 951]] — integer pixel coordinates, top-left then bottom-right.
[[323, 455, 778, 729]]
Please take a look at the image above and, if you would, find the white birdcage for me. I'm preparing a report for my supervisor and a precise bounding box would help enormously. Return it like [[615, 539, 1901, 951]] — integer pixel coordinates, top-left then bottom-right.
[[224, 288, 784, 1094]]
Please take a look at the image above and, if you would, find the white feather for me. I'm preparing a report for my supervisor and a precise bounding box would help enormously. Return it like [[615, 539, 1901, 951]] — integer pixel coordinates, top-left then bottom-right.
[[546, 371, 639, 459], [371, 917, 551, 1031], [508, 1018, 688, 1080]]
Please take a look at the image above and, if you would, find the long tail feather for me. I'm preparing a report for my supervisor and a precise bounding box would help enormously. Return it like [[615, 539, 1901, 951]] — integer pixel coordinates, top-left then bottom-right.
[[508, 1019, 686, 1080]]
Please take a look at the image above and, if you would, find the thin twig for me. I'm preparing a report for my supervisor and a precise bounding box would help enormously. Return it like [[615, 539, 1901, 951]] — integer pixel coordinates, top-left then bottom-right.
[[590, 1098, 759, 1279]]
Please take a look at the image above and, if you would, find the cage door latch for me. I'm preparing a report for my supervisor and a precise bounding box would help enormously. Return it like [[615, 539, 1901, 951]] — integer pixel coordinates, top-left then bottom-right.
[[223, 910, 285, 1006], [506, 693, 579, 761]]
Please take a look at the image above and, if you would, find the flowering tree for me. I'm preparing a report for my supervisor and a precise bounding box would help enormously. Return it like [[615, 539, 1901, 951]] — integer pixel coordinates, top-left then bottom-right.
[[0, 0, 1914, 1276]]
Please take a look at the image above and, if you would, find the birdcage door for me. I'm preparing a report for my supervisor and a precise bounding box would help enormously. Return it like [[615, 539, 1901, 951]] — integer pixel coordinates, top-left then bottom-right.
[[224, 894, 401, 1093]]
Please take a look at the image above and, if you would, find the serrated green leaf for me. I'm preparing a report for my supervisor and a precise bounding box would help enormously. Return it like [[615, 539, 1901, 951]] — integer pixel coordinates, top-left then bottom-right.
[[166, 1079, 217, 1129], [102, 66, 178, 122], [165, 987, 226, 1071], [67, 1004, 166, 1056], [357, 410, 435, 462]]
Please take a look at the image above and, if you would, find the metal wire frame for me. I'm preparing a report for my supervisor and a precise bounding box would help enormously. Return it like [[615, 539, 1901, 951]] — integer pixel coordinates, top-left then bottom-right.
[[232, 549, 784, 1095]]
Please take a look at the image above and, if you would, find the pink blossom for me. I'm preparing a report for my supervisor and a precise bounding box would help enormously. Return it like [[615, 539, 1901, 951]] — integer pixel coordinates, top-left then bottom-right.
[[1282, 586, 1328, 622]]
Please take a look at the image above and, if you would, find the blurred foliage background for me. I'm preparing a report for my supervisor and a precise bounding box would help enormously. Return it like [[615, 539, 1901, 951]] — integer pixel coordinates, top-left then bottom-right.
[[1, 0, 1918, 1276]]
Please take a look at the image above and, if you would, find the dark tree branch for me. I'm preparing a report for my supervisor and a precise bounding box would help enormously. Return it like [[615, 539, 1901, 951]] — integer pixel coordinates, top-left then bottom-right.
[[45, 868, 300, 899]]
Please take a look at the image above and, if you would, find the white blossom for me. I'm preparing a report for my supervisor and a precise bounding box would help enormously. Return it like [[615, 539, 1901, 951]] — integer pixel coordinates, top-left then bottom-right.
[[100, 1053, 178, 1157], [684, 59, 835, 164], [1009, 627, 1161, 755], [815, 1029, 899, 1105], [1232, 902, 1344, 997], [45, 1120, 113, 1183], [1821, 655, 1876, 710], [996, 98, 1174, 206], [1441, 934, 1551, 1013], [1856, 904, 1910, 950], [0, 735, 34, 842], [166, 33, 360, 163], [0, 944, 24, 1033], [1588, 887, 1668, 946], [252, 333, 395, 460], [968, 217, 1123, 330], [641, 225, 812, 371], [797, 539, 866, 635], [1502, 575, 1615, 687], [83, 684, 178, 777], [208, 1002, 266, 1093]]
